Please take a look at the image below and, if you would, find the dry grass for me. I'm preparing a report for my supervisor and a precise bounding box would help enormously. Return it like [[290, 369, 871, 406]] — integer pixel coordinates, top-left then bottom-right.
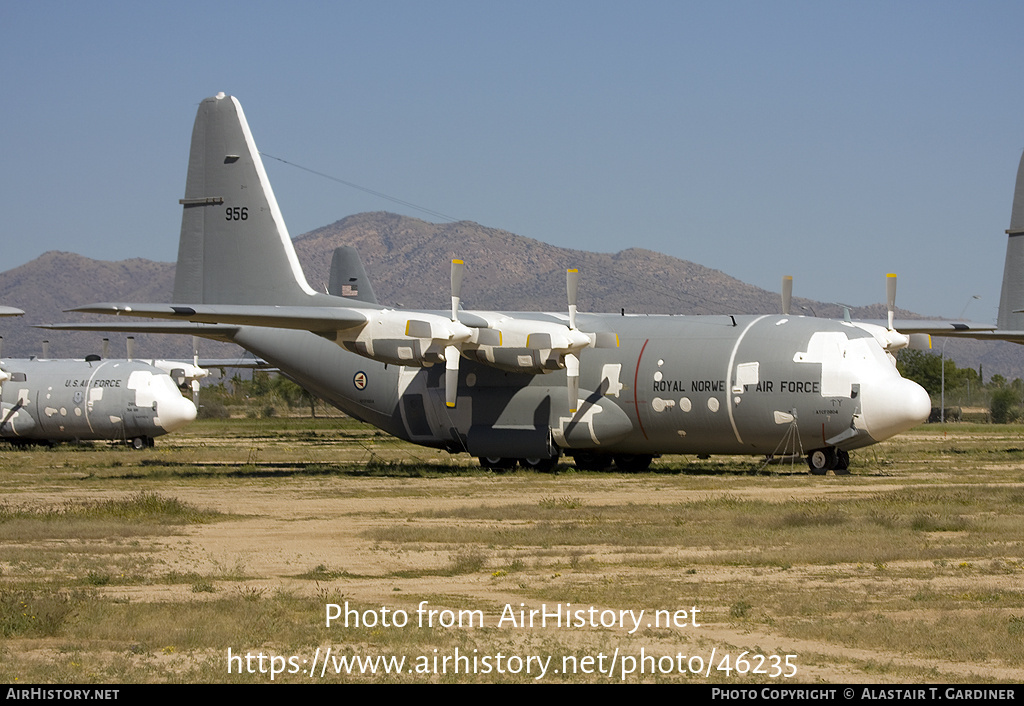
[[1, 419, 1024, 682]]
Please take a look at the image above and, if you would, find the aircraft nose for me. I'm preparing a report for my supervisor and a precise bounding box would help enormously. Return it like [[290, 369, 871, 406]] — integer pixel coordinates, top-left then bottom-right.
[[860, 376, 931, 442], [158, 393, 198, 432]]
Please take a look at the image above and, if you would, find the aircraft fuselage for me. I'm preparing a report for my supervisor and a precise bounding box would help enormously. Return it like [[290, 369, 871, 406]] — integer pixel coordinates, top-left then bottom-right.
[[229, 310, 928, 463], [66, 93, 932, 472], [0, 358, 197, 446]]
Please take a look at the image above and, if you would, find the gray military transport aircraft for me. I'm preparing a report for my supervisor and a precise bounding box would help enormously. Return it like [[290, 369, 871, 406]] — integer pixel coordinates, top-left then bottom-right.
[[62, 93, 936, 473], [0, 314, 198, 448]]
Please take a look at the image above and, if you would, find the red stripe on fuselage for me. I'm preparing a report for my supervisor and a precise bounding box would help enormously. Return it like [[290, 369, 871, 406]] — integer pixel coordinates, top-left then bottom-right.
[[633, 338, 650, 440]]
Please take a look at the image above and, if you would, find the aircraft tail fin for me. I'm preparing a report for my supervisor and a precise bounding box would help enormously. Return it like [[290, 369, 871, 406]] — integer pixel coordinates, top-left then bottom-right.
[[172, 93, 320, 307], [997, 150, 1024, 330], [328, 246, 379, 304]]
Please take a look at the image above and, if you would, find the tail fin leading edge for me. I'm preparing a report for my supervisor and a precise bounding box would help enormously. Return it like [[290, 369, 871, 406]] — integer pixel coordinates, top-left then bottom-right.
[[172, 93, 317, 306], [997, 151, 1024, 331]]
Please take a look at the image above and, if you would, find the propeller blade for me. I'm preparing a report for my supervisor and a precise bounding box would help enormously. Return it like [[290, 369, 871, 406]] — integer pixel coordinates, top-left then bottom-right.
[[444, 344, 460, 408], [0, 398, 24, 430], [566, 352, 580, 413], [102, 338, 109, 359], [192, 336, 200, 368], [41, 340, 49, 359], [126, 336, 135, 361], [567, 268, 579, 331], [191, 379, 200, 407], [782, 275, 793, 316], [451, 259, 464, 322], [886, 273, 897, 331], [880, 273, 909, 352]]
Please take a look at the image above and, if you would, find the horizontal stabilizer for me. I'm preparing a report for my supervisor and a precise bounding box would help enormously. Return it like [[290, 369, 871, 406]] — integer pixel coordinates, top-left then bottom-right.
[[68, 303, 370, 334], [38, 321, 243, 336], [196, 356, 271, 370]]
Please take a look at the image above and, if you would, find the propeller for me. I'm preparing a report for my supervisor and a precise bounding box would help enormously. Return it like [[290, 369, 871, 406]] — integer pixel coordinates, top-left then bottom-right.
[[781, 275, 793, 316], [444, 259, 466, 408], [102, 338, 110, 359], [191, 336, 202, 406], [886, 273, 897, 331], [41, 340, 49, 359], [441, 261, 605, 413], [339, 259, 613, 414], [126, 336, 135, 361], [884, 273, 909, 352], [0, 337, 11, 429], [0, 336, 7, 406], [566, 269, 581, 413]]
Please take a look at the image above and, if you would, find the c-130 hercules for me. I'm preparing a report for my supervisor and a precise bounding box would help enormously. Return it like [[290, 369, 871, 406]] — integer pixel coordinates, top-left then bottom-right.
[[1, 309, 197, 447], [69, 93, 932, 473]]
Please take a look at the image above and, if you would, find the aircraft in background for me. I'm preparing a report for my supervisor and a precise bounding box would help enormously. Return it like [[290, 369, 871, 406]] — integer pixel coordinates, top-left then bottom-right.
[[884, 148, 1024, 346], [812, 148, 1024, 352], [62, 93, 933, 473], [1, 312, 197, 448]]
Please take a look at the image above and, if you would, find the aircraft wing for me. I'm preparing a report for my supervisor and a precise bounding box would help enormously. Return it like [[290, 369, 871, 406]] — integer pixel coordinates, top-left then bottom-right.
[[0, 306, 24, 317], [889, 319, 997, 334], [867, 319, 1024, 347], [910, 330, 1024, 345], [68, 303, 370, 334], [886, 319, 1024, 344]]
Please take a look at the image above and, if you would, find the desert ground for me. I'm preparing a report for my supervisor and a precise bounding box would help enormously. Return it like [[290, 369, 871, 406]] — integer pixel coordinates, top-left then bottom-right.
[[2, 416, 1023, 683]]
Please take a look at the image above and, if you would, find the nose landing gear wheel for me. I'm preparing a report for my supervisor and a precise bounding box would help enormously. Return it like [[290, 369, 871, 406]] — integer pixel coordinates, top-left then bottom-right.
[[807, 448, 836, 475]]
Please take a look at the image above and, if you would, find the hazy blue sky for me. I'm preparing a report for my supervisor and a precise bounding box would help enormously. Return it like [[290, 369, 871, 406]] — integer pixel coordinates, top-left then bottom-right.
[[4, 1, 1023, 320]]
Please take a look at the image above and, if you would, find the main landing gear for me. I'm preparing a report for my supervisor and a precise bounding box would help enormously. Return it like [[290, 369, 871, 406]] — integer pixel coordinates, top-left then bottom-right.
[[478, 456, 557, 472], [806, 447, 850, 475], [478, 453, 655, 473], [571, 452, 654, 472]]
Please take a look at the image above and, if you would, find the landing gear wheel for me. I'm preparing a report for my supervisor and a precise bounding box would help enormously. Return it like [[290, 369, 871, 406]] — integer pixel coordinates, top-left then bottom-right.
[[573, 452, 614, 471], [479, 456, 516, 471], [613, 454, 654, 473], [807, 448, 836, 475], [519, 457, 558, 473], [130, 436, 148, 450], [833, 449, 851, 475]]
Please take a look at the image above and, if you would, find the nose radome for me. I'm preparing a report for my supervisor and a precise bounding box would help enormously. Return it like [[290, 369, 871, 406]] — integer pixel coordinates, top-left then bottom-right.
[[861, 376, 931, 442], [158, 393, 198, 432]]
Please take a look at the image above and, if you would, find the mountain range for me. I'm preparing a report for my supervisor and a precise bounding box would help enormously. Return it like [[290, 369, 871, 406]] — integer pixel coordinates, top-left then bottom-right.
[[1, 212, 1019, 384]]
